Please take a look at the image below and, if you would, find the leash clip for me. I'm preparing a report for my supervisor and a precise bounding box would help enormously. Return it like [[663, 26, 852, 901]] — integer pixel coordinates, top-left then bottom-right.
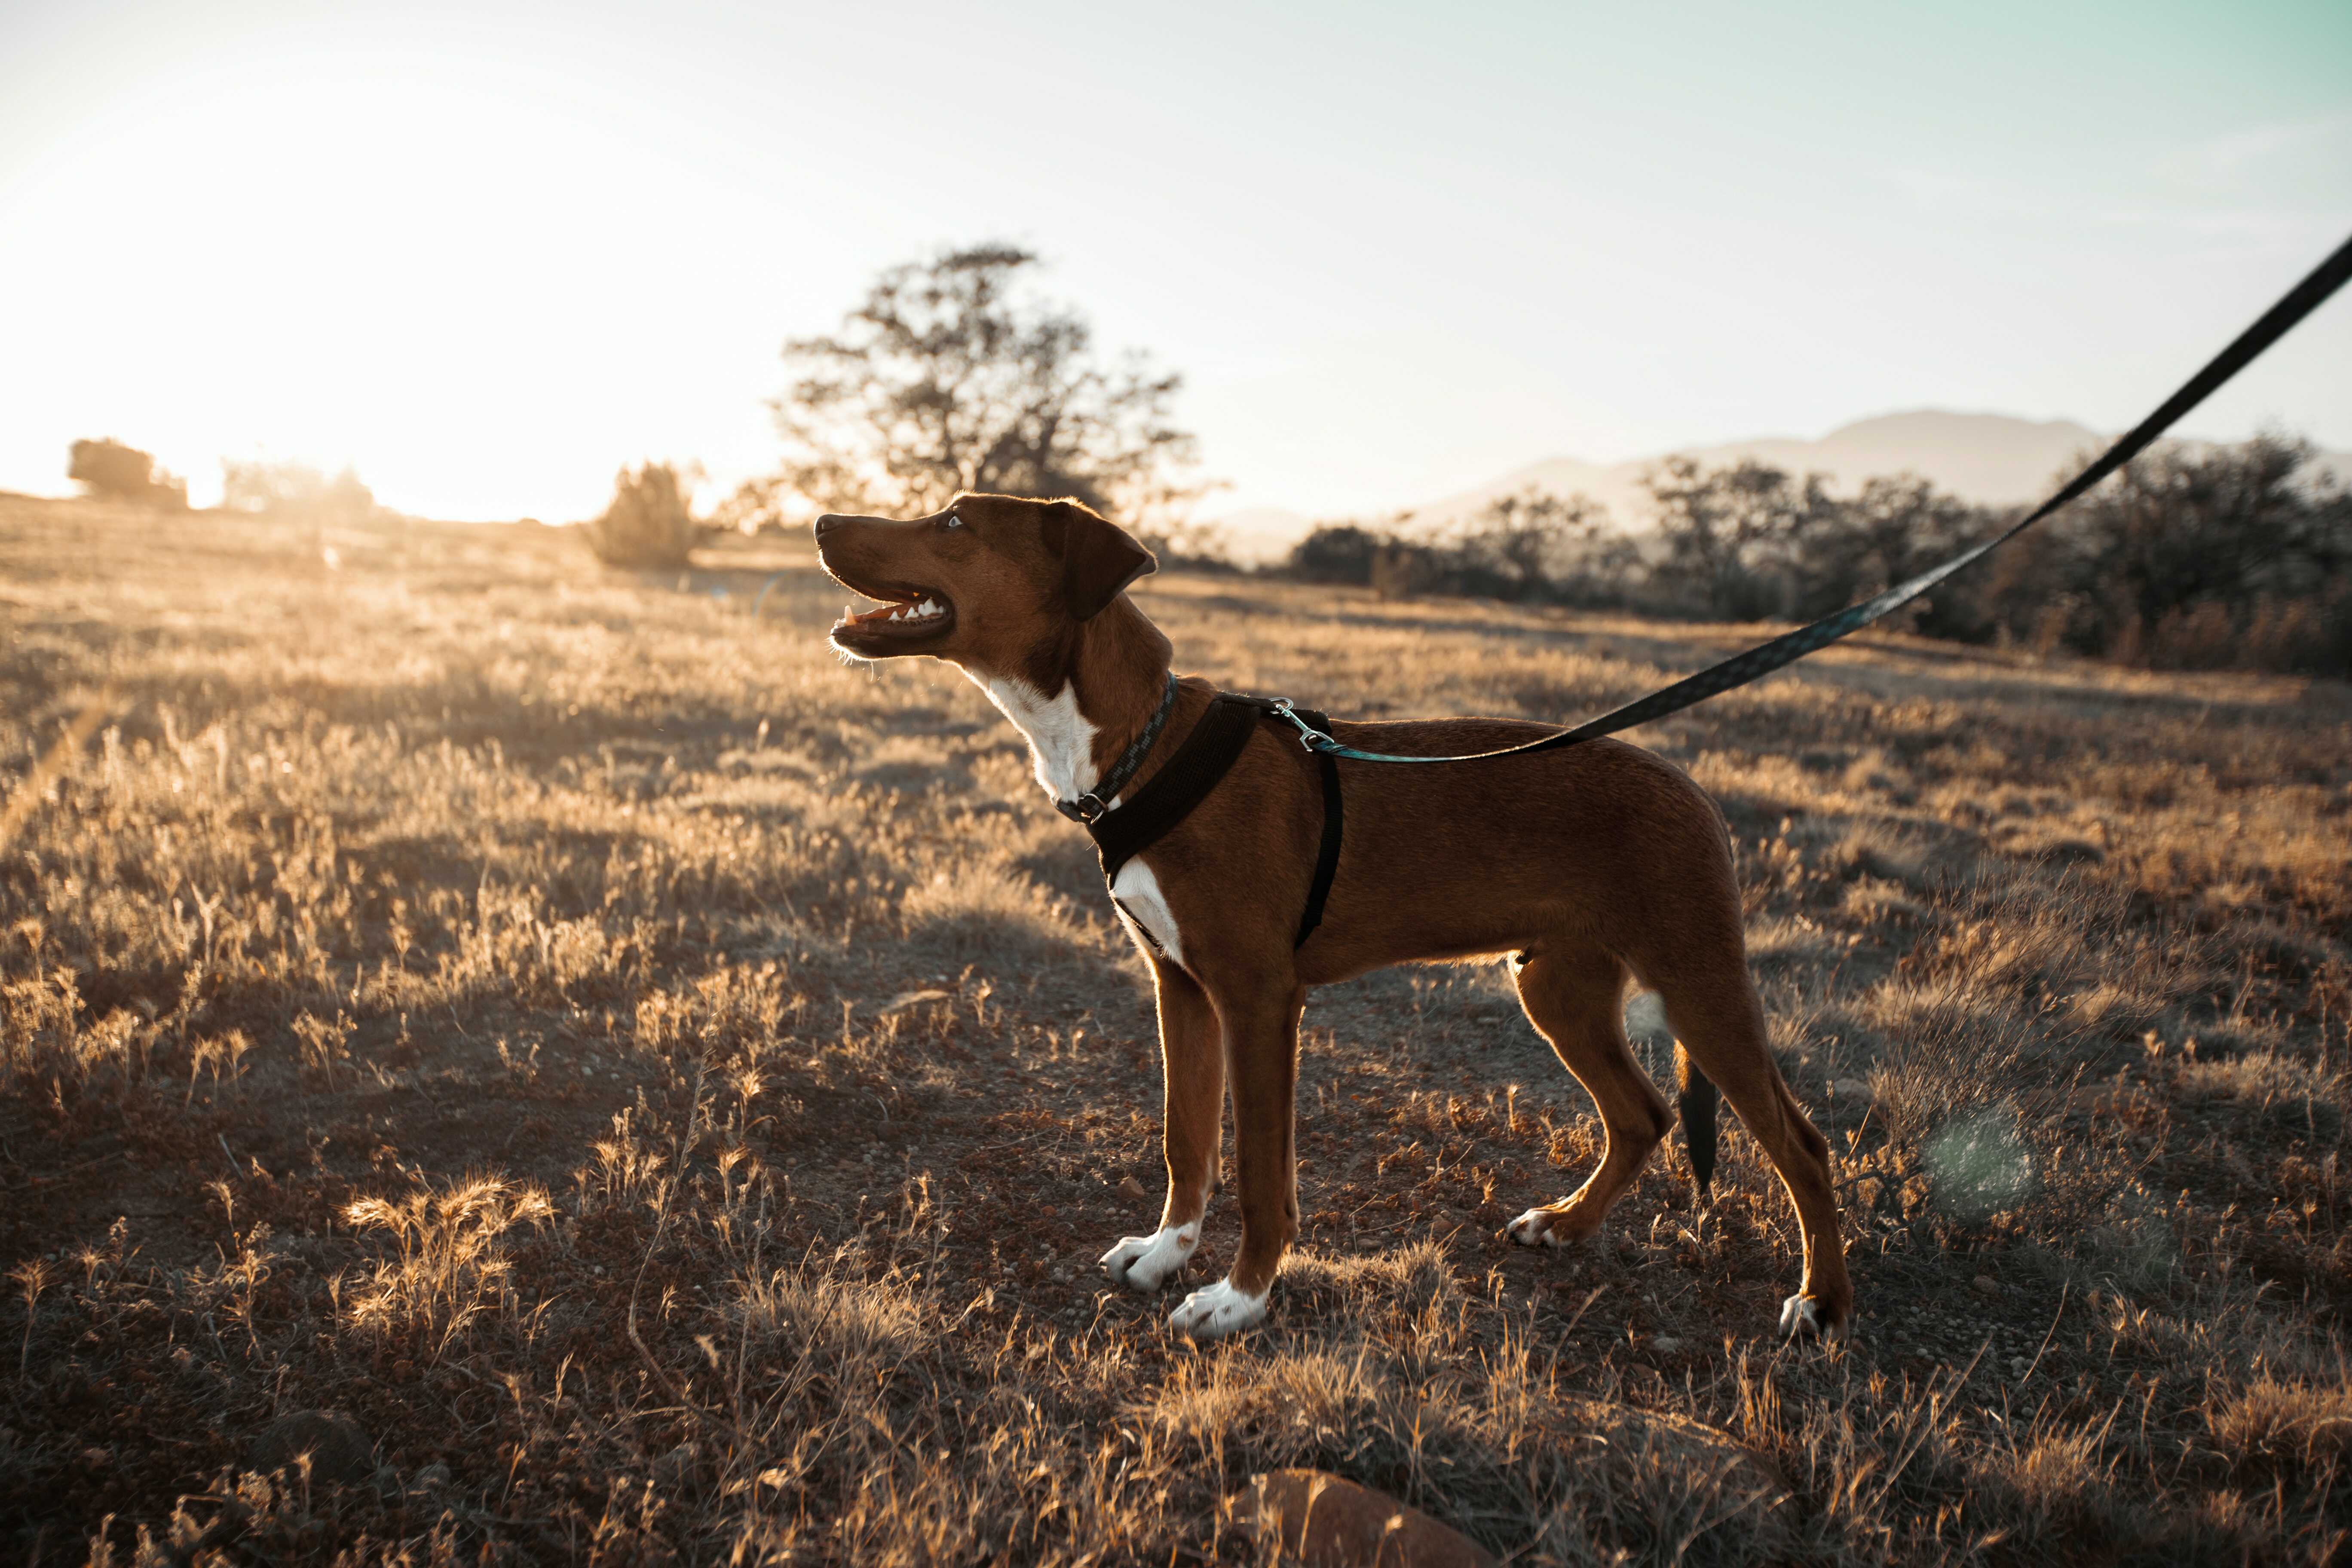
[[1268, 698, 1338, 753]]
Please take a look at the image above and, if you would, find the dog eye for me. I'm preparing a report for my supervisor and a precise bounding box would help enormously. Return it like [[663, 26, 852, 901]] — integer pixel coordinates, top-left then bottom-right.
[[937, 513, 964, 532]]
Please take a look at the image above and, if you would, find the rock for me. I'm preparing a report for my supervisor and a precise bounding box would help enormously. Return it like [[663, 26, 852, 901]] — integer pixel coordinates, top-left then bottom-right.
[[1224, 1470, 1498, 1567], [1116, 1175, 1148, 1201], [876, 989, 953, 1017], [1972, 1274, 1999, 1295], [1830, 1078, 1875, 1104], [248, 1410, 375, 1486], [1651, 1335, 1683, 1354], [411, 1461, 452, 1492]]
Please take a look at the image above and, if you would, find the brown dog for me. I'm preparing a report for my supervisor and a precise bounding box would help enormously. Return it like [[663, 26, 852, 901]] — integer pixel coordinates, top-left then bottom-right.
[[815, 493, 1850, 1341]]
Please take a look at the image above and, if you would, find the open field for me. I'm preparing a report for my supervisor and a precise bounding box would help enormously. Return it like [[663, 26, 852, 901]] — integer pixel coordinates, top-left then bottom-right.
[[3, 495, 2349, 1565]]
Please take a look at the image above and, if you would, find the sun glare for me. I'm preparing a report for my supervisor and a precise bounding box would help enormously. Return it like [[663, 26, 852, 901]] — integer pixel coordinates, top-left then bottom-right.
[[3, 60, 756, 520]]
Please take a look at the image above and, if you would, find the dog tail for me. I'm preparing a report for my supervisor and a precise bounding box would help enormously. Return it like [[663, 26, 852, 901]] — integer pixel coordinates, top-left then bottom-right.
[[1675, 1041, 1718, 1199]]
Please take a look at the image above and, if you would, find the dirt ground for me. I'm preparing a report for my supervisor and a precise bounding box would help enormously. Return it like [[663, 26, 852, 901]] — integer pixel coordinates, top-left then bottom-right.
[[3, 497, 2348, 1564]]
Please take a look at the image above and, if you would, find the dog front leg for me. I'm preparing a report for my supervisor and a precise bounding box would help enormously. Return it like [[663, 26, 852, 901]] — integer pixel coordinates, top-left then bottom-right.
[[1167, 976, 1304, 1341], [1101, 958, 1222, 1294]]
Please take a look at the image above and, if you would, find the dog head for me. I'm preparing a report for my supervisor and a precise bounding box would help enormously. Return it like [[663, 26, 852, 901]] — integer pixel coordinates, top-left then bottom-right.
[[814, 493, 1156, 680]]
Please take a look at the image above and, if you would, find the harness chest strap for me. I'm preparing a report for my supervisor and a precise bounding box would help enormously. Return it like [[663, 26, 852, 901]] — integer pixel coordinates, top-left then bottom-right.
[[1080, 692, 1344, 952]]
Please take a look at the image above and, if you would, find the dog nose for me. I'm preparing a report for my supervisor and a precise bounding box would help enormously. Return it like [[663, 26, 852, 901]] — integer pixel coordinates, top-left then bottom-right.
[[812, 513, 849, 537]]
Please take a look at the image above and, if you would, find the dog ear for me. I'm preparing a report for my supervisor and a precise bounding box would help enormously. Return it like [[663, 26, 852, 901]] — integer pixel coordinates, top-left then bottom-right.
[[1042, 499, 1156, 620]]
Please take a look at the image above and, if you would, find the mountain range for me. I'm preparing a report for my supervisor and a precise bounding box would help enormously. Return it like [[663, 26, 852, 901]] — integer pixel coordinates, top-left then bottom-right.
[[1206, 410, 2349, 564]]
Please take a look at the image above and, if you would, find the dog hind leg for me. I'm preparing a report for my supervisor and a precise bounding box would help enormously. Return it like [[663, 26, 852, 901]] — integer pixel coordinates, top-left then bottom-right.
[[1504, 943, 1674, 1250], [1653, 968, 1853, 1338]]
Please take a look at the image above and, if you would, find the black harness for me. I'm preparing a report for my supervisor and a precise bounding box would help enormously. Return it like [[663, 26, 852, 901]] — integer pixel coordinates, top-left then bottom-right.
[[1057, 680, 1344, 952]]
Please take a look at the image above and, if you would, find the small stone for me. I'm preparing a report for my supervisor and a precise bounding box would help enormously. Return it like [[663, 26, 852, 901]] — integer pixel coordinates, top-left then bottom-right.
[[412, 1461, 452, 1491], [249, 1410, 375, 1486], [877, 989, 953, 1017], [1116, 1176, 1148, 1201], [1651, 1335, 1683, 1354], [1972, 1275, 1999, 1295]]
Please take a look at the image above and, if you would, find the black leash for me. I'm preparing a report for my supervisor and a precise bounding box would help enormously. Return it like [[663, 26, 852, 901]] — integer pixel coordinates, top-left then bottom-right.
[[1262, 229, 2352, 766]]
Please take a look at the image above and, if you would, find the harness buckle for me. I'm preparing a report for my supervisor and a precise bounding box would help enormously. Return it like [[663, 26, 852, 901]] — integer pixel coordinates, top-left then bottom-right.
[[1058, 792, 1110, 824]]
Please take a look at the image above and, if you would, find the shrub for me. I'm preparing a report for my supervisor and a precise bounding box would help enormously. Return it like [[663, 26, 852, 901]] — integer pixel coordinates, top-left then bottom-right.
[[219, 459, 377, 521], [1283, 493, 1638, 604], [1283, 523, 1382, 585], [586, 462, 698, 568], [67, 438, 187, 509]]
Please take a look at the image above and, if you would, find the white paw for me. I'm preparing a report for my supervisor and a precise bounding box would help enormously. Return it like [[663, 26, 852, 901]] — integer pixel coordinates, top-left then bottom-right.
[[1779, 1293, 1831, 1338], [1507, 1208, 1564, 1248], [1166, 1277, 1267, 1340], [1099, 1225, 1197, 1294]]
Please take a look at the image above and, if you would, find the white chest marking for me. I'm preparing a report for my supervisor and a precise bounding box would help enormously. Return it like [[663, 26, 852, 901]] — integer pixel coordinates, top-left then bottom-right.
[[1109, 858, 1185, 965], [977, 674, 1099, 803]]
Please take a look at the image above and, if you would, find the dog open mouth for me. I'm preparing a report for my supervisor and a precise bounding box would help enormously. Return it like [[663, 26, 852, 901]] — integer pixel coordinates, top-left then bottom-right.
[[829, 582, 956, 645]]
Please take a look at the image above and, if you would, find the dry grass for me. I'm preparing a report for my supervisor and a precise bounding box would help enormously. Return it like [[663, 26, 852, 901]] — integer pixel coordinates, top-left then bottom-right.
[[2, 494, 2348, 1564]]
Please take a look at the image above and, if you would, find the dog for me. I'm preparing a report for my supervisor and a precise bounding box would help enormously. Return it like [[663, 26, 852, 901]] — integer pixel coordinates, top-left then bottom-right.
[[815, 492, 1850, 1342]]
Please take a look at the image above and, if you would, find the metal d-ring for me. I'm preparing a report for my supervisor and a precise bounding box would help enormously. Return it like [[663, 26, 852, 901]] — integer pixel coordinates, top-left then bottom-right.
[[1268, 698, 1337, 753]]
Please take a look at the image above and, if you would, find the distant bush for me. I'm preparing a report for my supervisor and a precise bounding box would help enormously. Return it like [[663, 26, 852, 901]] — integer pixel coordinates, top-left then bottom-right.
[[1282, 493, 1638, 605], [2036, 437, 2350, 676], [1640, 440, 2350, 674], [1284, 524, 1383, 585], [1274, 437, 2349, 676], [220, 459, 378, 521], [67, 438, 186, 509], [587, 463, 698, 569], [1642, 458, 2007, 633], [1644, 456, 1839, 620]]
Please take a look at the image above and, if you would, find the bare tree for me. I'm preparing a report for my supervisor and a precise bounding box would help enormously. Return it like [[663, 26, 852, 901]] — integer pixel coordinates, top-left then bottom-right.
[[757, 244, 1204, 527], [1643, 456, 1835, 619], [1449, 489, 1628, 601]]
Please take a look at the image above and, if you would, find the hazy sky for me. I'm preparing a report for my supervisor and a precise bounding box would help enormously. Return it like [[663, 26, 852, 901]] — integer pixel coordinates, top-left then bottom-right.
[[3, 1, 2346, 521]]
